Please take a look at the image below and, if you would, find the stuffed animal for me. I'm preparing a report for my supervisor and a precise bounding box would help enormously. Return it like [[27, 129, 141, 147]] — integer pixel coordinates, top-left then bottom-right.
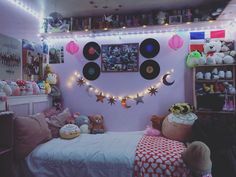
[[25, 81, 33, 95], [16, 80, 27, 95], [186, 50, 203, 68], [46, 73, 57, 85], [221, 40, 236, 58], [203, 39, 221, 56], [32, 81, 40, 95], [144, 125, 161, 136], [89, 114, 105, 134], [182, 141, 212, 177], [7, 81, 20, 96], [37, 81, 46, 94], [45, 82, 51, 94], [196, 72, 204, 80], [156, 11, 167, 25], [168, 103, 194, 115], [150, 115, 165, 131], [0, 80, 12, 96], [204, 72, 211, 80], [223, 55, 235, 64], [75, 115, 90, 134]]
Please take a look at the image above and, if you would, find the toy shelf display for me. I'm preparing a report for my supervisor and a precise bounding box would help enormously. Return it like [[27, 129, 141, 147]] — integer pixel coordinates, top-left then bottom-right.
[[193, 64, 236, 114]]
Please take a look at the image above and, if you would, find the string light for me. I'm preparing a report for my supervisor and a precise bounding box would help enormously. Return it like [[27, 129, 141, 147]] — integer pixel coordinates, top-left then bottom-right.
[[7, 0, 42, 20], [67, 69, 175, 103]]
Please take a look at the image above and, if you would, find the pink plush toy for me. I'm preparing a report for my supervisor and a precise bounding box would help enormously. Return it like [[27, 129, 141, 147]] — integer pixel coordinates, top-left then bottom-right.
[[144, 125, 161, 136], [7, 81, 20, 96], [25, 81, 33, 95], [32, 81, 40, 95], [16, 80, 27, 95]]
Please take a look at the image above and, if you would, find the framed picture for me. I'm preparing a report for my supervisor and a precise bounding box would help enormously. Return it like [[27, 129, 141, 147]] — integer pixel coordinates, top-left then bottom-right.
[[169, 15, 182, 24], [101, 43, 139, 72], [49, 46, 64, 64]]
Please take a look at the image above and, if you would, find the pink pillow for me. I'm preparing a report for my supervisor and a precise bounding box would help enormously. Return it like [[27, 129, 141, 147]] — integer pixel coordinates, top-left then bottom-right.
[[14, 113, 52, 159], [46, 108, 71, 138], [144, 126, 161, 136]]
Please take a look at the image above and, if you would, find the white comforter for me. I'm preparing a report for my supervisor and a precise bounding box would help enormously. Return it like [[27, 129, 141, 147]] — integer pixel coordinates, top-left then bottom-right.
[[26, 131, 143, 177]]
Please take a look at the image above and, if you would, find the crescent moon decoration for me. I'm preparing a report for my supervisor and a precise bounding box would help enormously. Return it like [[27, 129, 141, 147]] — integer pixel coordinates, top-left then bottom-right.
[[121, 98, 131, 108], [69, 69, 175, 108], [162, 74, 175, 86]]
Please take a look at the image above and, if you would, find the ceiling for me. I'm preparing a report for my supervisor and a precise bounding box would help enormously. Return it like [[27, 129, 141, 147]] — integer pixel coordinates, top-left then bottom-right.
[[19, 0, 230, 17]]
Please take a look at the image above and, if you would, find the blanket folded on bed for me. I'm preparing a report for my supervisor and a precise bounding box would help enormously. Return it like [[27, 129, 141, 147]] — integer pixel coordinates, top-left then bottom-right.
[[133, 135, 191, 177]]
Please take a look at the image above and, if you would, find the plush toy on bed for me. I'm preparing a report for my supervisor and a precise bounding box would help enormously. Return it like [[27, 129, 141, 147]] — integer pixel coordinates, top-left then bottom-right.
[[151, 115, 165, 131], [144, 125, 161, 136], [182, 141, 212, 177], [75, 115, 90, 134], [89, 114, 105, 134], [59, 124, 80, 139]]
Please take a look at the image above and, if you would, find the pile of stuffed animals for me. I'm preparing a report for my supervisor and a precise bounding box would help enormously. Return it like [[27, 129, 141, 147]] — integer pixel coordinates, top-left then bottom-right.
[[186, 39, 236, 68]]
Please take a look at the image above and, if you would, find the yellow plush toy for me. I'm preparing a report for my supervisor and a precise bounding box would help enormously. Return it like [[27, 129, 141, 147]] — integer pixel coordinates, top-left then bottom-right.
[[45, 82, 51, 94]]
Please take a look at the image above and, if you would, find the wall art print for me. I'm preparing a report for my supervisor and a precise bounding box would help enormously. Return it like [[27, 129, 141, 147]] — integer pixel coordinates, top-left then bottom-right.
[[0, 34, 21, 80], [49, 46, 64, 64], [101, 43, 139, 72]]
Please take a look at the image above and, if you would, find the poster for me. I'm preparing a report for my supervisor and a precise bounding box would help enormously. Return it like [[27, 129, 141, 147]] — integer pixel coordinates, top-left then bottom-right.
[[0, 34, 22, 80], [49, 46, 64, 64]]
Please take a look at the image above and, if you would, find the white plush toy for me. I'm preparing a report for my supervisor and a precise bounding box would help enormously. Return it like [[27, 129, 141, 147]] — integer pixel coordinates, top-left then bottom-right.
[[0, 80, 12, 96], [223, 55, 235, 64], [196, 72, 204, 79]]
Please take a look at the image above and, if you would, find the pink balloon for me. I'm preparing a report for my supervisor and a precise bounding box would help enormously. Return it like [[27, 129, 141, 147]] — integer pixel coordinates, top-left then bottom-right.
[[168, 34, 184, 51], [66, 41, 79, 55]]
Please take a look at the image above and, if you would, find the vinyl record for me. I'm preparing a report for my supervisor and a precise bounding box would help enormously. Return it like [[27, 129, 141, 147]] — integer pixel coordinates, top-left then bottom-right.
[[140, 60, 160, 80], [140, 38, 160, 58], [83, 42, 101, 60], [83, 62, 100, 81]]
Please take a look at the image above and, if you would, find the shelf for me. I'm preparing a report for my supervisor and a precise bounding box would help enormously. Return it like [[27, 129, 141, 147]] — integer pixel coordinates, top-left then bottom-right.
[[196, 110, 236, 114], [196, 79, 234, 83], [0, 147, 12, 156], [196, 93, 235, 96], [195, 64, 236, 67]]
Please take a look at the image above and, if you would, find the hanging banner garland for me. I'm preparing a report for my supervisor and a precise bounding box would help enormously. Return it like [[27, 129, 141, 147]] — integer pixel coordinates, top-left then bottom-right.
[[68, 69, 175, 108]]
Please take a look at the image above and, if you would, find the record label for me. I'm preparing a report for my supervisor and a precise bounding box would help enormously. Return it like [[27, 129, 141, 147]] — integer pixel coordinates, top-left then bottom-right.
[[140, 38, 160, 58], [83, 42, 101, 60], [83, 62, 100, 80], [140, 60, 160, 80]]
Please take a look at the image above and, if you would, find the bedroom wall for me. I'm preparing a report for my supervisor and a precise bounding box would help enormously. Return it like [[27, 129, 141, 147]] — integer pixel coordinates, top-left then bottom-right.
[[50, 31, 193, 131]]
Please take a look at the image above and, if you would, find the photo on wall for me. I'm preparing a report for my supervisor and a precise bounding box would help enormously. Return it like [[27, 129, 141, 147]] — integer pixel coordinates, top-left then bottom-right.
[[0, 34, 22, 80], [101, 43, 139, 72], [49, 46, 64, 64]]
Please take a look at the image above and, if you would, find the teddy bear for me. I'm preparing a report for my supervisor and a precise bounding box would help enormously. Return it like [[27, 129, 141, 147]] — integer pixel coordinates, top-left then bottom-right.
[[89, 114, 105, 134], [182, 141, 212, 177], [150, 115, 165, 131], [75, 115, 90, 134]]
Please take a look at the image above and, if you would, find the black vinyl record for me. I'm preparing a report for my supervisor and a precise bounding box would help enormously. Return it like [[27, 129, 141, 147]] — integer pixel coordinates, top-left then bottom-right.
[[140, 38, 160, 58], [83, 42, 101, 60], [140, 60, 160, 80], [83, 62, 100, 81]]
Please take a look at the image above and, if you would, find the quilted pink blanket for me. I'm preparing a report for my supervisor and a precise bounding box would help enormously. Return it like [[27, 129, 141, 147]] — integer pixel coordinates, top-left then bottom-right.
[[133, 136, 191, 177]]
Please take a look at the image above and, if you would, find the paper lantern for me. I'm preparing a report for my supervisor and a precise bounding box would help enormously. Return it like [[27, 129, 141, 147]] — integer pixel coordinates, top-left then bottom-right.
[[66, 41, 79, 55], [168, 34, 184, 51]]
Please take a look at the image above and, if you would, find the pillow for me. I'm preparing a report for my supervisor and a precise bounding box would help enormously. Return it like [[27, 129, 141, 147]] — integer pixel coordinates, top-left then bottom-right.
[[43, 107, 62, 118], [59, 124, 80, 139], [14, 113, 52, 159], [46, 108, 71, 138]]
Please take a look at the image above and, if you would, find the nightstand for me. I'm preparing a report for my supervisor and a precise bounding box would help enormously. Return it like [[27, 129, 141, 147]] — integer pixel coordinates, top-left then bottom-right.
[[0, 112, 14, 177]]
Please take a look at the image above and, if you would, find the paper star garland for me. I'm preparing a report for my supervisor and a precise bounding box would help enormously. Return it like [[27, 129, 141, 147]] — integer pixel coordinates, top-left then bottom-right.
[[134, 94, 144, 105], [148, 87, 158, 96], [77, 77, 86, 86], [108, 97, 116, 105], [96, 92, 105, 103]]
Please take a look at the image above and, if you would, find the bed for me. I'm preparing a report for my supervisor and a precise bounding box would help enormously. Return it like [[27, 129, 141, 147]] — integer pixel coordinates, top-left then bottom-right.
[[24, 131, 191, 177]]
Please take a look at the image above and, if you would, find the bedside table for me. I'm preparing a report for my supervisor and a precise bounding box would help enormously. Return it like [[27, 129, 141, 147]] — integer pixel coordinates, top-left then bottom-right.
[[0, 112, 14, 177]]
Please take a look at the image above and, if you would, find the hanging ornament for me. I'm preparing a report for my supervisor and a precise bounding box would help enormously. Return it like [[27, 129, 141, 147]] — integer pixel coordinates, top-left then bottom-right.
[[148, 87, 158, 96], [77, 77, 86, 86], [168, 34, 184, 51], [86, 85, 94, 97], [134, 94, 144, 105], [108, 97, 116, 105], [96, 92, 105, 103], [66, 41, 79, 55], [121, 97, 131, 108]]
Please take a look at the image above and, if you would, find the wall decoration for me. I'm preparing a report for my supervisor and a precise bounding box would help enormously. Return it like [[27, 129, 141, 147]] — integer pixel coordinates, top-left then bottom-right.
[[49, 46, 64, 64], [169, 15, 182, 25], [0, 34, 21, 80], [69, 69, 174, 108], [83, 42, 101, 60], [140, 38, 160, 58], [101, 43, 139, 72], [140, 60, 160, 80], [162, 74, 175, 86], [168, 34, 184, 51], [66, 41, 79, 55], [82, 62, 100, 81]]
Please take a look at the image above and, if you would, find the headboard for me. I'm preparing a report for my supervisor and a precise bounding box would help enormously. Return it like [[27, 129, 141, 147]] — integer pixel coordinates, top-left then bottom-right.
[[7, 95, 52, 116]]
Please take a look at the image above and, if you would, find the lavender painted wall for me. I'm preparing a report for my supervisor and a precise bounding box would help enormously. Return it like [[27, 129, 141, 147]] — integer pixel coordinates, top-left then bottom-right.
[[50, 32, 193, 131]]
